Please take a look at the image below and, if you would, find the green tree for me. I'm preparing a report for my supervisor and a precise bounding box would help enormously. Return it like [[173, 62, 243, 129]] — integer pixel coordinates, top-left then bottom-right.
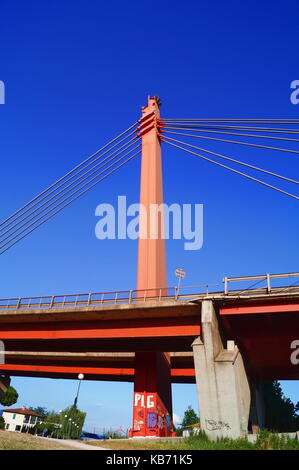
[[181, 405, 199, 427], [0, 386, 18, 407], [29, 407, 48, 418], [263, 381, 299, 432], [59, 406, 86, 438]]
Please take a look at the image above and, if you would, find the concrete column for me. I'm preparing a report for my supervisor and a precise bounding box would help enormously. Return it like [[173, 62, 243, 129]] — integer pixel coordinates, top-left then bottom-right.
[[192, 300, 251, 439], [249, 381, 266, 433]]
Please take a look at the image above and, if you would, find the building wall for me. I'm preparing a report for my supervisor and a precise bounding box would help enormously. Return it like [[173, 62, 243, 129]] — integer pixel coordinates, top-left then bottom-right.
[[2, 412, 38, 432]]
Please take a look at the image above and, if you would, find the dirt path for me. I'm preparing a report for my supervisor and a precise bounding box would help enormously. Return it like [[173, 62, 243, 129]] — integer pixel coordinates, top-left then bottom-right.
[[43, 437, 107, 450]]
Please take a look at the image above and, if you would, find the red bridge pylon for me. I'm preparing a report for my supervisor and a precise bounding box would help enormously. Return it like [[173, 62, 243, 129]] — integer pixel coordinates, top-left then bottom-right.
[[129, 96, 174, 438]]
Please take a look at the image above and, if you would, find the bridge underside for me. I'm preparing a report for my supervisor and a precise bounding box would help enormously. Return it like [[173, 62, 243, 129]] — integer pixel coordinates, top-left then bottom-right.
[[0, 352, 195, 383], [220, 297, 299, 380], [0, 301, 200, 384], [0, 292, 299, 383]]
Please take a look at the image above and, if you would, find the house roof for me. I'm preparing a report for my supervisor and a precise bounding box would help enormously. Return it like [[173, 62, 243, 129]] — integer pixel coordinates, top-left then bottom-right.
[[1, 408, 43, 417]]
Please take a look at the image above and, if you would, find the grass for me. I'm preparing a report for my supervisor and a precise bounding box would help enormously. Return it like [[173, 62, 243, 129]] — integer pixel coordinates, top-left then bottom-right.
[[0, 430, 75, 450], [86, 430, 299, 451], [0, 429, 298, 451]]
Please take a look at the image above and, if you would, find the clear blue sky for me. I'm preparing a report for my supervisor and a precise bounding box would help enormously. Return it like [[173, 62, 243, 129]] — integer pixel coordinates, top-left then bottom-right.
[[0, 0, 298, 431]]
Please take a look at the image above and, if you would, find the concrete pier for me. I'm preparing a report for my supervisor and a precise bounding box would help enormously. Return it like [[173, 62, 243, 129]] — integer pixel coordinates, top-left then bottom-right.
[[192, 300, 251, 439]]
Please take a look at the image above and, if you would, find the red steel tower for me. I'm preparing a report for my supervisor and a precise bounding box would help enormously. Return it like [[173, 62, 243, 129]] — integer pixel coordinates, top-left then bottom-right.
[[129, 96, 174, 438]]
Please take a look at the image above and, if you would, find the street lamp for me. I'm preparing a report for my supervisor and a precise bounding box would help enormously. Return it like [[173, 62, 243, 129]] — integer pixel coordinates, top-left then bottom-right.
[[73, 373, 84, 408]]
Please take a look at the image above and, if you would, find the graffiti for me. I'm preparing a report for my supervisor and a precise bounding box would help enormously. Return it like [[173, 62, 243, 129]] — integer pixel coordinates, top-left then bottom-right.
[[157, 414, 164, 430], [165, 414, 171, 428], [134, 393, 155, 408], [147, 412, 157, 428], [133, 420, 142, 431], [205, 419, 231, 431]]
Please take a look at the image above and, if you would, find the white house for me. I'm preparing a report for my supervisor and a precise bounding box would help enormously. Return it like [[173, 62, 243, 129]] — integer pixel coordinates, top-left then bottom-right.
[[1, 407, 44, 432]]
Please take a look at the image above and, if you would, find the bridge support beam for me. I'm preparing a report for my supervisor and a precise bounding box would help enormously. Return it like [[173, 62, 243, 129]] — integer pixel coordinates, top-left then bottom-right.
[[192, 300, 251, 439]]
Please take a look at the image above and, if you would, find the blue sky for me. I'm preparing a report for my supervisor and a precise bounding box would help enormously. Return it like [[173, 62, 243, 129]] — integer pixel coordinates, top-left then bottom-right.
[[0, 0, 298, 431]]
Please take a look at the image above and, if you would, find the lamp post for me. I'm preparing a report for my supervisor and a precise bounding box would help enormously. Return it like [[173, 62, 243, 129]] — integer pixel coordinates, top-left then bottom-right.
[[73, 373, 84, 408]]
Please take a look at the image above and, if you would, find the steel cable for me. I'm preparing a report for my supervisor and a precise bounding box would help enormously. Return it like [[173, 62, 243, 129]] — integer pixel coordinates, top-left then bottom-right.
[[162, 125, 299, 143], [0, 138, 138, 241], [162, 136, 299, 185], [162, 119, 299, 123], [0, 144, 140, 250], [160, 123, 299, 134], [162, 138, 299, 201], [0, 121, 138, 229], [0, 149, 140, 255], [161, 130, 299, 155]]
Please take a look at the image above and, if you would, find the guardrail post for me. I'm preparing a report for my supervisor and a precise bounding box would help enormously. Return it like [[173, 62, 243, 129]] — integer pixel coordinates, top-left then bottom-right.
[[129, 290, 133, 303], [224, 277, 228, 295], [50, 296, 54, 307], [266, 274, 271, 293], [16, 298, 21, 309], [87, 293, 92, 305]]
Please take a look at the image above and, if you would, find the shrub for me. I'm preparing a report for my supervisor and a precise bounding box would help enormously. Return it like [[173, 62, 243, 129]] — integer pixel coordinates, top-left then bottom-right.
[[0, 387, 18, 407]]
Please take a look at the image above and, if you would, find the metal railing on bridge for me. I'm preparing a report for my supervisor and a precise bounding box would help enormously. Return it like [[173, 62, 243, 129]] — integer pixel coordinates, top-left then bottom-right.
[[0, 284, 219, 310], [1, 272, 299, 311], [223, 272, 299, 294]]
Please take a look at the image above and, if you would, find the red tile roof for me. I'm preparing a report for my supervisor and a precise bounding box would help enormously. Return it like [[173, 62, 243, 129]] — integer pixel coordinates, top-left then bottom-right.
[[1, 408, 43, 417]]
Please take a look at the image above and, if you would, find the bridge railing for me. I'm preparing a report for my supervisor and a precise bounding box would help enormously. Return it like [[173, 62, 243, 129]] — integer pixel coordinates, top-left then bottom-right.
[[223, 272, 299, 295], [0, 284, 220, 310], [1, 272, 299, 310]]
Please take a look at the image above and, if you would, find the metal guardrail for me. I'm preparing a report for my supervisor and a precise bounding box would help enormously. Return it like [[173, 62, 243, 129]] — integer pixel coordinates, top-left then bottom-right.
[[0, 284, 219, 310], [0, 272, 298, 311], [223, 272, 299, 295]]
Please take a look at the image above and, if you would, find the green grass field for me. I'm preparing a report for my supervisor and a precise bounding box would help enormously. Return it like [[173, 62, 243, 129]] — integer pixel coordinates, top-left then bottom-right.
[[86, 431, 299, 451], [0, 429, 298, 450]]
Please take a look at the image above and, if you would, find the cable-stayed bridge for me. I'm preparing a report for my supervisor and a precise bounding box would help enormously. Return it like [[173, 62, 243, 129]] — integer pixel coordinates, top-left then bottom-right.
[[0, 96, 298, 439]]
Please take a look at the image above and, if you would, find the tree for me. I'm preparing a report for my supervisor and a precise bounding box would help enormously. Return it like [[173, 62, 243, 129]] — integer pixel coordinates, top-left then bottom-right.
[[59, 406, 86, 438], [29, 407, 48, 418], [262, 381, 299, 432], [0, 386, 18, 407], [181, 405, 199, 427]]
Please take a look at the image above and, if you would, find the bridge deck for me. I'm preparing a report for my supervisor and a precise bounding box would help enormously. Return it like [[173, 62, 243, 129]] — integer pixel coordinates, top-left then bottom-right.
[[0, 285, 298, 382]]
